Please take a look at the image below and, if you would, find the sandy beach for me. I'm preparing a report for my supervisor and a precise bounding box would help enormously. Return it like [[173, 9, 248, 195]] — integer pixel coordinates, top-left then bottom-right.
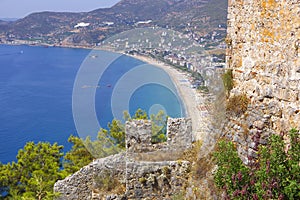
[[130, 54, 210, 141]]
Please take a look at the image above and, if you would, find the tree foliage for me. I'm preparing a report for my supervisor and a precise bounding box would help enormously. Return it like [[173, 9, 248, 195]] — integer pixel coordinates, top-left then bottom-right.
[[84, 129, 121, 159], [0, 108, 168, 198], [108, 120, 126, 149], [102, 109, 167, 148], [0, 142, 65, 199], [63, 135, 94, 174], [131, 108, 148, 120], [214, 129, 300, 199], [150, 110, 168, 143]]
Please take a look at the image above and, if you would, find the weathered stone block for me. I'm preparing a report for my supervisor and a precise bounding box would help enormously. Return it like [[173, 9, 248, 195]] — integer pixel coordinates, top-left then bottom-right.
[[125, 161, 190, 199], [125, 120, 152, 153], [55, 118, 194, 199], [54, 153, 126, 200], [166, 118, 193, 149], [225, 0, 300, 163]]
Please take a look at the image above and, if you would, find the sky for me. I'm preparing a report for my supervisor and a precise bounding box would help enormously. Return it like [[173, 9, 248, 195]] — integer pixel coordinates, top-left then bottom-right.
[[0, 0, 121, 18]]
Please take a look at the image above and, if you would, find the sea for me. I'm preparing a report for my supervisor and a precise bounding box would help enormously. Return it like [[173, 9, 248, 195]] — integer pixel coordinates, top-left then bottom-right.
[[0, 44, 185, 164]]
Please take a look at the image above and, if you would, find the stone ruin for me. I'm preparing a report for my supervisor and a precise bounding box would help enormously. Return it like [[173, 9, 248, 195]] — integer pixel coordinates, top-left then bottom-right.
[[126, 118, 193, 162], [224, 0, 300, 163], [54, 118, 193, 200]]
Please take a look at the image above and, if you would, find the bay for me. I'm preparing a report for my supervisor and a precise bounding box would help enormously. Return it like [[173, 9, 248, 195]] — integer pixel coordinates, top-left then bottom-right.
[[0, 45, 184, 163]]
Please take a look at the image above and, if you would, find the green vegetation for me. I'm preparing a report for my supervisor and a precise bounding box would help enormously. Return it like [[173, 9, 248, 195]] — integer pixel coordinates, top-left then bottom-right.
[[154, 54, 188, 72], [63, 135, 94, 174], [123, 109, 168, 144], [173, 140, 219, 199], [0, 142, 65, 199], [150, 110, 168, 143], [197, 85, 209, 93], [0, 108, 168, 199], [68, 108, 168, 160], [191, 71, 203, 81], [214, 129, 300, 199], [138, 177, 147, 184], [222, 69, 233, 95], [171, 191, 185, 200], [83, 128, 122, 159], [108, 119, 126, 148], [130, 108, 148, 120]]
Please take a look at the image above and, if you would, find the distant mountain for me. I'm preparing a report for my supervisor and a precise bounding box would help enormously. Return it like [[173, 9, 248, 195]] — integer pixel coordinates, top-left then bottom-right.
[[0, 18, 19, 21], [0, 0, 227, 46]]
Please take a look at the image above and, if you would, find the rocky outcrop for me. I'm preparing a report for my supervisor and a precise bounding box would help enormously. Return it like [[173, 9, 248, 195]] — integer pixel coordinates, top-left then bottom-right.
[[124, 118, 192, 199], [54, 153, 126, 200], [125, 161, 190, 199], [225, 0, 300, 162], [166, 118, 193, 149], [54, 118, 193, 199]]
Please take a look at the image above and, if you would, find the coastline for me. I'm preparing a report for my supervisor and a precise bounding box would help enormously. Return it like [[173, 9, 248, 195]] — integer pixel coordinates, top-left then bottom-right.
[[0, 42, 95, 50], [128, 54, 208, 140], [1, 42, 209, 140]]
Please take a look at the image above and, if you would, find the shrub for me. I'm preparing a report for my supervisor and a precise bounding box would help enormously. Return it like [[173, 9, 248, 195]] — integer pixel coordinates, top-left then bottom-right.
[[213, 129, 300, 199], [226, 94, 249, 116], [171, 191, 185, 200], [139, 177, 147, 184], [197, 85, 209, 93], [93, 170, 125, 194], [213, 141, 250, 198], [222, 69, 233, 95]]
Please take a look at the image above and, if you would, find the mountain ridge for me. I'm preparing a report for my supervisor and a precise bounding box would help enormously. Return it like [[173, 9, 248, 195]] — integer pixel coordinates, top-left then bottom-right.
[[0, 0, 227, 47]]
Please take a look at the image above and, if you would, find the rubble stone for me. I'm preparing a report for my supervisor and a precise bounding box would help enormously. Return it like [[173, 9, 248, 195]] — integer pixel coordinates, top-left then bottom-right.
[[225, 0, 300, 162]]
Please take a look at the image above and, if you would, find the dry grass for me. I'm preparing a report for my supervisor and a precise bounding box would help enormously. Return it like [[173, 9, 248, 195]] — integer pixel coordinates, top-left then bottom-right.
[[221, 69, 234, 95], [174, 141, 222, 199], [226, 93, 250, 116], [93, 170, 125, 195]]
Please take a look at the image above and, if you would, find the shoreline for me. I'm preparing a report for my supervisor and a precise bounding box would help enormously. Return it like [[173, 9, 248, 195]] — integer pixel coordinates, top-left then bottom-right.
[[128, 54, 206, 140], [0, 42, 95, 50], [1, 43, 208, 140], [130, 55, 189, 118]]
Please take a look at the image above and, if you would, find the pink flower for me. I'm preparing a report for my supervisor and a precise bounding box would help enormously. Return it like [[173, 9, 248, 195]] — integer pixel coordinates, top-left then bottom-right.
[[253, 194, 259, 200]]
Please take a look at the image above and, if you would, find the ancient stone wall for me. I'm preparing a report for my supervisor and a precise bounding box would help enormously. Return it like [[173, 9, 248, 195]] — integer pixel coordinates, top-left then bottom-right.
[[125, 119, 153, 155], [125, 118, 193, 162], [166, 118, 193, 149], [225, 0, 300, 161], [54, 153, 126, 200], [125, 161, 190, 199], [54, 118, 193, 199], [124, 118, 192, 199]]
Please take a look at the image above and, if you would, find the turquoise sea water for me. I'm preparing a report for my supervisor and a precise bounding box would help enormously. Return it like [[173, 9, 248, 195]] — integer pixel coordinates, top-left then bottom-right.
[[0, 45, 184, 163]]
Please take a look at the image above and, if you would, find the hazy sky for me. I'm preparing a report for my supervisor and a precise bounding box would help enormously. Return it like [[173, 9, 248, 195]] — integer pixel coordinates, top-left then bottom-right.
[[0, 0, 121, 18]]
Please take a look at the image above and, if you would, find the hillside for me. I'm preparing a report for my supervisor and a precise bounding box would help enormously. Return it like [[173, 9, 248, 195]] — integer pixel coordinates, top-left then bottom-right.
[[0, 0, 227, 47]]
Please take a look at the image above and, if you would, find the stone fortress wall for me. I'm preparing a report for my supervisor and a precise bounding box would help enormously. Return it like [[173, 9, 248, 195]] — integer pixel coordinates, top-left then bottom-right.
[[53, 1, 300, 197], [54, 118, 193, 200], [224, 0, 300, 162]]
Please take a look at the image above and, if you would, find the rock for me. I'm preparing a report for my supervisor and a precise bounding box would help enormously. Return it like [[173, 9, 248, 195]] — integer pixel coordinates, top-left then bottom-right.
[[224, 0, 300, 163], [54, 118, 193, 200], [54, 153, 126, 200], [253, 121, 265, 130], [125, 120, 152, 153], [166, 118, 193, 149]]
